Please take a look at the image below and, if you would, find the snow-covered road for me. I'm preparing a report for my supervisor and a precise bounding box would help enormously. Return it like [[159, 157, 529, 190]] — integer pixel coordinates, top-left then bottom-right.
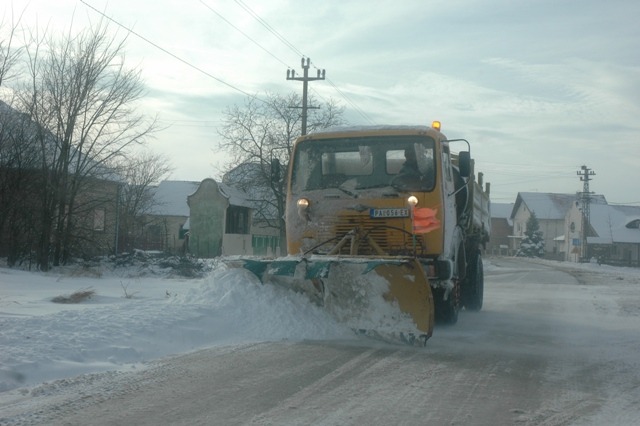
[[1, 257, 639, 425]]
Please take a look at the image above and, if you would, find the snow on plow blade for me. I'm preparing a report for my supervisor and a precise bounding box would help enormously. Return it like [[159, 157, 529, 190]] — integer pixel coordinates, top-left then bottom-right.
[[238, 256, 434, 344]]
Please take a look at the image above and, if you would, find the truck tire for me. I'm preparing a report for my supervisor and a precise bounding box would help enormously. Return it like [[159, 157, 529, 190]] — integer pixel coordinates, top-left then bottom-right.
[[463, 250, 484, 311], [434, 286, 459, 325]]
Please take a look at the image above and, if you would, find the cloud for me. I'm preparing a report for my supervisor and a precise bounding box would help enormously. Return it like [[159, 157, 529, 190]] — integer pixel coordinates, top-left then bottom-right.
[[4, 0, 639, 204]]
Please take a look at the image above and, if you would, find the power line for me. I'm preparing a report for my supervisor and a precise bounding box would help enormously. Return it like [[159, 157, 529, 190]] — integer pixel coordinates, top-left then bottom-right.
[[157, 121, 220, 128], [159, 119, 222, 123], [480, 160, 571, 170], [199, 0, 291, 69], [485, 175, 567, 188], [84, 0, 375, 125], [489, 171, 573, 178], [228, 0, 374, 123], [233, 0, 304, 58], [323, 75, 375, 124], [200, 0, 332, 116], [80, 0, 266, 103]]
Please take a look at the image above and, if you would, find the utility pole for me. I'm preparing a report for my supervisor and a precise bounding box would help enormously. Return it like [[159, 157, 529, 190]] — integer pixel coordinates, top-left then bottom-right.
[[287, 57, 325, 136], [576, 165, 596, 261]]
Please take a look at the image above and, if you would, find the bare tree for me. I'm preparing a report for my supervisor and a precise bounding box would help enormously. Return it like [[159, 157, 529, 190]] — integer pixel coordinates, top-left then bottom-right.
[[0, 8, 35, 266], [0, 4, 25, 87], [115, 150, 173, 253], [0, 98, 41, 266], [218, 91, 345, 251], [17, 19, 157, 270]]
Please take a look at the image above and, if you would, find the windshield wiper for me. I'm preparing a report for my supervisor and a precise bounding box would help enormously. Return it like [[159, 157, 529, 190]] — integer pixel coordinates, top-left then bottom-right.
[[358, 183, 392, 190], [336, 185, 358, 198]]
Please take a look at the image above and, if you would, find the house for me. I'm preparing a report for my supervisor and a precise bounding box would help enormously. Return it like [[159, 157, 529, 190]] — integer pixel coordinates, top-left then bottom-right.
[[138, 180, 200, 254], [187, 178, 256, 258], [0, 100, 121, 264], [222, 162, 282, 256], [564, 202, 640, 266], [135, 177, 281, 258], [72, 176, 122, 258], [510, 192, 607, 260], [487, 203, 514, 256]]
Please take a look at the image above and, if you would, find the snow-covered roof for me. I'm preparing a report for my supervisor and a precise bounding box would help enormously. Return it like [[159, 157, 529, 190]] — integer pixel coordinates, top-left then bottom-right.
[[492, 203, 514, 220], [222, 163, 278, 219], [149, 181, 200, 216], [512, 192, 607, 220], [149, 179, 254, 217], [588, 204, 640, 244], [0, 100, 124, 183], [219, 182, 253, 209]]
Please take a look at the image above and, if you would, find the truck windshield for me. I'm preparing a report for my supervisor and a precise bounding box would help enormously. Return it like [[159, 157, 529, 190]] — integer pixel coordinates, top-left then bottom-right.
[[291, 135, 436, 193]]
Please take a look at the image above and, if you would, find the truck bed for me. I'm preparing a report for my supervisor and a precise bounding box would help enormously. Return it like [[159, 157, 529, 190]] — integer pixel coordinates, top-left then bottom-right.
[[464, 161, 491, 242]]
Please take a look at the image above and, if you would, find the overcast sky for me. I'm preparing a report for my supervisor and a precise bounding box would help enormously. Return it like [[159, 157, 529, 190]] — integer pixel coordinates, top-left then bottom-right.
[[3, 0, 640, 205]]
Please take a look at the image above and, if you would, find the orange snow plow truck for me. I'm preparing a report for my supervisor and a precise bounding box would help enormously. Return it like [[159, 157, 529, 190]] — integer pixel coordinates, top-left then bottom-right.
[[235, 122, 490, 345]]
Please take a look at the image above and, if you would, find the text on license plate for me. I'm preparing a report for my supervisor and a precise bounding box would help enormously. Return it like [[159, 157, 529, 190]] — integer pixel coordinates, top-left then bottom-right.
[[370, 208, 409, 218]]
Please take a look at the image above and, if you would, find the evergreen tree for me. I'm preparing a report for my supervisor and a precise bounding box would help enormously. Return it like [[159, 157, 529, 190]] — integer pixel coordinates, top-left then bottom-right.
[[517, 212, 545, 257]]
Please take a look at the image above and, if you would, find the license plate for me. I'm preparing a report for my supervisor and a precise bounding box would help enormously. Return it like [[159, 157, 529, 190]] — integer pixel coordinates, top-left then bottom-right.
[[370, 208, 409, 218]]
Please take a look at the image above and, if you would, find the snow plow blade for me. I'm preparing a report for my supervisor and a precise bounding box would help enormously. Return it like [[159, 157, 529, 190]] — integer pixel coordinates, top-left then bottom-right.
[[236, 256, 434, 344]]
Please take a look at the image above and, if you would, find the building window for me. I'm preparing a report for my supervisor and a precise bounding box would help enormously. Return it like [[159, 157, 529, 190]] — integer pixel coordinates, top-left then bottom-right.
[[93, 209, 105, 232], [252, 235, 279, 255], [146, 224, 164, 251], [226, 206, 249, 234]]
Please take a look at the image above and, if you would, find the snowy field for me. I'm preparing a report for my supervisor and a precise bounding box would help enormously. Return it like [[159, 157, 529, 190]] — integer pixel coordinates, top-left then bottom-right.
[[0, 256, 638, 395]]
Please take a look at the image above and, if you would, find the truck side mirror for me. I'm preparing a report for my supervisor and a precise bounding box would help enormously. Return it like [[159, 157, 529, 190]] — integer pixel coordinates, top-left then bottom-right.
[[458, 151, 471, 178], [270, 158, 281, 183]]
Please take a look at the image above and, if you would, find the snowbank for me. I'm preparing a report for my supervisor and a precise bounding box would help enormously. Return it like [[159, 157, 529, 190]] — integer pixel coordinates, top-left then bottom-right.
[[0, 261, 352, 393]]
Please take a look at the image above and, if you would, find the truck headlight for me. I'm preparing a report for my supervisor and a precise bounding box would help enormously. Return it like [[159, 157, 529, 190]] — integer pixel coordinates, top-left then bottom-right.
[[297, 198, 310, 220]]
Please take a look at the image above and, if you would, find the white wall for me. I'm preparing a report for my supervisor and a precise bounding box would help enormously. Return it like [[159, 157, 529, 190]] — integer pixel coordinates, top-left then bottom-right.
[[222, 234, 253, 255]]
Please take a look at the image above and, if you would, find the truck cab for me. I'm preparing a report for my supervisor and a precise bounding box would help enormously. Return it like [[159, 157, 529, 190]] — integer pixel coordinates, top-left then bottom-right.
[[286, 125, 458, 260]]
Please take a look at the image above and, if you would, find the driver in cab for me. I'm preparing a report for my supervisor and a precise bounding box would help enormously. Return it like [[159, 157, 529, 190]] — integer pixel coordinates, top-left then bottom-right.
[[391, 148, 429, 190]]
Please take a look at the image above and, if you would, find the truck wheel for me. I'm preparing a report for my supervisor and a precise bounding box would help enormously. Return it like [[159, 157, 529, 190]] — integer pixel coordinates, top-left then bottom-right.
[[434, 286, 459, 325], [464, 251, 484, 311]]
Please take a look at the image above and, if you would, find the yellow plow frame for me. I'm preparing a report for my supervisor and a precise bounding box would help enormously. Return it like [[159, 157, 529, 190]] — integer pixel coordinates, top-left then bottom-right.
[[238, 255, 434, 345]]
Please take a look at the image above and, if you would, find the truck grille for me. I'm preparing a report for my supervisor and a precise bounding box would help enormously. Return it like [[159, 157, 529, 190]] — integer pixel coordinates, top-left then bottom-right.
[[315, 213, 419, 255]]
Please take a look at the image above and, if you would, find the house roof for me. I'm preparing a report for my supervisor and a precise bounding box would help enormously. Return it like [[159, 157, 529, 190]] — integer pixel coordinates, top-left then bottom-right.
[[223, 162, 279, 219], [149, 181, 200, 216], [492, 202, 514, 226], [0, 100, 124, 183], [218, 182, 253, 208], [588, 204, 640, 244], [511, 192, 607, 220], [150, 179, 253, 217], [492, 203, 514, 219]]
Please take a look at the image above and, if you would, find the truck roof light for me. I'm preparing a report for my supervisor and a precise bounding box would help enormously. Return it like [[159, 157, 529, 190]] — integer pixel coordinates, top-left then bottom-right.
[[431, 121, 441, 131]]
